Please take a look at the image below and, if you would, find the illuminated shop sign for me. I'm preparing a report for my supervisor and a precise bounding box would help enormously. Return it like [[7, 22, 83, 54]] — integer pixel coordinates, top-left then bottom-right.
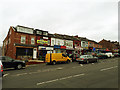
[[37, 40, 48, 44], [61, 46, 66, 49]]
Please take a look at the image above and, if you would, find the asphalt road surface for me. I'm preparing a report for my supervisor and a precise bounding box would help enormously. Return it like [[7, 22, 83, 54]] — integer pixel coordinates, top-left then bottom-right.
[[2, 57, 119, 89]]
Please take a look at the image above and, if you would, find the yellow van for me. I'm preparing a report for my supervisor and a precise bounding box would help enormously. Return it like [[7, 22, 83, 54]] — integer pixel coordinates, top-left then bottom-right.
[[45, 53, 71, 65]]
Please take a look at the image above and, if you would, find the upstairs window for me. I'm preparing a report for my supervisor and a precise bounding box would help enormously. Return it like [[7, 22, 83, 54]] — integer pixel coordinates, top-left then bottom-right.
[[21, 36, 26, 44], [31, 37, 35, 44], [37, 31, 42, 35], [43, 32, 48, 36]]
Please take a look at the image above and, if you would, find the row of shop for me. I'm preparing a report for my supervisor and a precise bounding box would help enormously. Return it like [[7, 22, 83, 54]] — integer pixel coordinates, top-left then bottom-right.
[[16, 45, 74, 61], [16, 44, 103, 61]]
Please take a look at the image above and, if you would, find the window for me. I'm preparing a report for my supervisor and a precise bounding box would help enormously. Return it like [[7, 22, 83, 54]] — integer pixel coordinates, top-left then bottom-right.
[[43, 32, 48, 36], [48, 40, 50, 45], [8, 38, 11, 44], [62, 54, 67, 57], [58, 41, 60, 45], [31, 37, 35, 44], [21, 36, 26, 44], [37, 31, 42, 35], [52, 40, 54, 45]]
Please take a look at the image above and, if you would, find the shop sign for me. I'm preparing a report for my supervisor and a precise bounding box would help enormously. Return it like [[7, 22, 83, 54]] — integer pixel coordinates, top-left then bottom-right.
[[54, 45, 60, 49], [38, 46, 46, 50], [17, 26, 34, 34], [64, 40, 73, 48], [66, 47, 74, 50], [46, 47, 53, 50], [61, 46, 66, 49], [37, 40, 48, 44], [43, 37, 48, 39]]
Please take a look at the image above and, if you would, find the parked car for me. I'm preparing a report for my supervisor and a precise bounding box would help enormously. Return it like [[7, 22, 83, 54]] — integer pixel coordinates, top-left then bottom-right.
[[0, 56, 26, 70], [45, 53, 71, 65], [113, 53, 120, 57], [76, 55, 98, 64], [96, 53, 108, 59], [0, 60, 3, 77], [104, 52, 114, 58]]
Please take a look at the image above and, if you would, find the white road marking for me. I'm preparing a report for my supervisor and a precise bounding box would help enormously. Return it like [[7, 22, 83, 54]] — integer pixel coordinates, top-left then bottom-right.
[[37, 73, 85, 85], [13, 73, 28, 76], [80, 64, 83, 66], [56, 67, 63, 70], [100, 66, 118, 71], [3, 73, 9, 77]]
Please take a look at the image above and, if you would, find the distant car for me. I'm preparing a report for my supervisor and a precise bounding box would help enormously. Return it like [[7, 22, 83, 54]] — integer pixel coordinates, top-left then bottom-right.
[[113, 53, 120, 57], [0, 56, 26, 70], [0, 61, 3, 77], [97, 53, 108, 59], [105, 52, 114, 58], [76, 55, 98, 64]]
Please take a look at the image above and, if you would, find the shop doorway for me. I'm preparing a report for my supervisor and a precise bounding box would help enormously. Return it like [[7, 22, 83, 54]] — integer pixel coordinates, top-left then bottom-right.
[[38, 50, 47, 61]]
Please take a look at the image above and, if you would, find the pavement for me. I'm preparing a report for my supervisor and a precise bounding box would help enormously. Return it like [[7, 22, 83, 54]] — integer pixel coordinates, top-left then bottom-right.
[[2, 57, 119, 89], [26, 60, 44, 65]]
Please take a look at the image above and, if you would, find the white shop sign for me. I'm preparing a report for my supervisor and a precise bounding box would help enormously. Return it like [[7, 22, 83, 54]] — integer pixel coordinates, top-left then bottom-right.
[[17, 26, 34, 34], [46, 47, 53, 50], [43, 37, 48, 39]]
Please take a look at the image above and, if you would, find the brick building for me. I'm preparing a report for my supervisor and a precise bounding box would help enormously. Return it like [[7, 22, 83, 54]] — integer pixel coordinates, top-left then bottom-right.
[[99, 39, 119, 51], [2, 25, 52, 61]]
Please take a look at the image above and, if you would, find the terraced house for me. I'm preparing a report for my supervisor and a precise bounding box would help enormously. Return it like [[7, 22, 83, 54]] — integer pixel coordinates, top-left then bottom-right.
[[3, 25, 104, 61]]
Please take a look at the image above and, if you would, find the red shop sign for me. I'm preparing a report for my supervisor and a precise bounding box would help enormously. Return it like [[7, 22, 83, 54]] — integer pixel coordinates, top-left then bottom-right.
[[61, 46, 66, 49]]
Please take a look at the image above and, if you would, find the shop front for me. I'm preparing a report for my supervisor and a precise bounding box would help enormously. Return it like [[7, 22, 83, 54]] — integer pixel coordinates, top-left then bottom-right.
[[38, 46, 53, 61], [16, 47, 33, 60]]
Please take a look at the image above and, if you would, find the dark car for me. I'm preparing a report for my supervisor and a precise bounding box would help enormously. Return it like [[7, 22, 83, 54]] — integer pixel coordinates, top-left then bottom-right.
[[76, 55, 98, 64], [0, 56, 26, 70], [113, 53, 120, 57], [96, 53, 108, 59]]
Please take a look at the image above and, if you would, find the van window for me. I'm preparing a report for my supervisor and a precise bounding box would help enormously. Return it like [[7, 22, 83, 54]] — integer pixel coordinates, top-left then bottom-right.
[[62, 54, 67, 57]]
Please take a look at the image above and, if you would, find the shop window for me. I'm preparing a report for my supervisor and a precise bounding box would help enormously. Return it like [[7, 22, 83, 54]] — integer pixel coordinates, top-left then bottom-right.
[[31, 37, 35, 44], [52, 40, 54, 45], [21, 36, 26, 44]]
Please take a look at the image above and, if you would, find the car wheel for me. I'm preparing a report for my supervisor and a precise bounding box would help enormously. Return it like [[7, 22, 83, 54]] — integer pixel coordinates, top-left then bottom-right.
[[16, 64, 22, 69], [52, 61, 56, 65], [67, 60, 70, 63]]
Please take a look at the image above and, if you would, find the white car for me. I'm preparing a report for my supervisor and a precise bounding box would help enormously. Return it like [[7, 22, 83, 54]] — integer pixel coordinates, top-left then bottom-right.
[[105, 52, 114, 58]]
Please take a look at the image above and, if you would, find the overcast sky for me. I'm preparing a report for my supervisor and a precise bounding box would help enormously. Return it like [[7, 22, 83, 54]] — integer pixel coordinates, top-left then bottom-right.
[[0, 0, 119, 46]]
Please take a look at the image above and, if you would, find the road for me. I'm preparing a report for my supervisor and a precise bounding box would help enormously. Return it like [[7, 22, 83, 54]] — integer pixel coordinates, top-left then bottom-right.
[[2, 57, 119, 89]]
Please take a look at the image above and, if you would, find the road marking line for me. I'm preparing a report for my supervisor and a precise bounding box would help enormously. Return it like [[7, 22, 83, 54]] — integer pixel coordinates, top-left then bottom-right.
[[37, 73, 85, 85], [16, 73, 28, 76], [100, 66, 118, 71], [80, 64, 83, 66], [3, 73, 9, 77], [56, 67, 63, 70]]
